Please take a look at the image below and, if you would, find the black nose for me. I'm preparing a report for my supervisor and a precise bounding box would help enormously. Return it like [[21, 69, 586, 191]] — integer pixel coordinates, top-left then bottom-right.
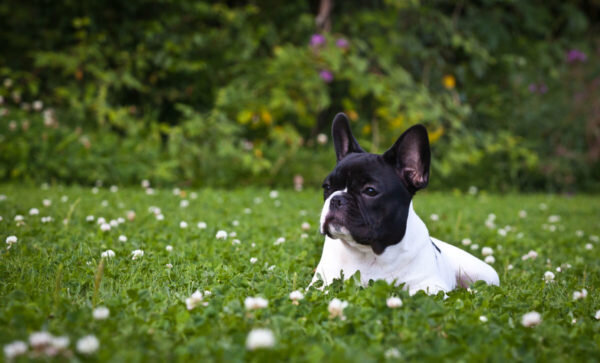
[[330, 195, 345, 210]]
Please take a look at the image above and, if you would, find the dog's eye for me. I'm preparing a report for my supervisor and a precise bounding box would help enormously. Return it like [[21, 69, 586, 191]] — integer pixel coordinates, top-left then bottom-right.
[[363, 187, 378, 197], [322, 183, 331, 191]]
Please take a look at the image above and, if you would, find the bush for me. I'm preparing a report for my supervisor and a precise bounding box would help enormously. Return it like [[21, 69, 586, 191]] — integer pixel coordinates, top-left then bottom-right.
[[0, 1, 598, 191]]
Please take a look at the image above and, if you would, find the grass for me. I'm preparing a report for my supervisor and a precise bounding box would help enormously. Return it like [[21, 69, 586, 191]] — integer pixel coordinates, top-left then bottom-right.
[[0, 184, 599, 362]]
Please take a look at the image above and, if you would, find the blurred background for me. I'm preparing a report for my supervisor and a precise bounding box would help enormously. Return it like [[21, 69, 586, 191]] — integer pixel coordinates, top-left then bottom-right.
[[0, 0, 599, 192]]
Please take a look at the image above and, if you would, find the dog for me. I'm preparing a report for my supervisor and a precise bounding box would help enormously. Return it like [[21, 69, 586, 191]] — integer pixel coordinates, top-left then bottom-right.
[[311, 113, 499, 295]]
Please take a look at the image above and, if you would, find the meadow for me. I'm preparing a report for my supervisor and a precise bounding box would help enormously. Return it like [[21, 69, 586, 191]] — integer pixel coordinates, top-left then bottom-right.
[[1, 184, 599, 362]]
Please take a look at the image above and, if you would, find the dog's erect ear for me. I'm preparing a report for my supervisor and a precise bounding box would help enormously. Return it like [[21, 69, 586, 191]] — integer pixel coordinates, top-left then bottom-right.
[[332, 113, 364, 162], [382, 124, 431, 194]]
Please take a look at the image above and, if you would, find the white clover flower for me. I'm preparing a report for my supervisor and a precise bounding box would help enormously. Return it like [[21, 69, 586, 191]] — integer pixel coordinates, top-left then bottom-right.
[[204, 290, 211, 296], [93, 306, 110, 320], [470, 244, 479, 251], [590, 235, 599, 243], [575, 230, 584, 237], [33, 100, 43, 111], [268, 265, 276, 271], [386, 296, 403, 308], [0, 216, 3, 222], [197, 221, 207, 229], [109, 219, 118, 227], [232, 220, 240, 227], [126, 211, 136, 221], [86, 215, 95, 222], [301, 222, 311, 231], [429, 214, 439, 221], [166, 245, 173, 252], [166, 263, 173, 269], [42, 199, 51, 207], [101, 250, 115, 258], [328, 298, 348, 319], [100, 223, 111, 232], [479, 315, 488, 323], [595, 310, 600, 320], [186, 290, 203, 310], [180, 200, 189, 208], [585, 243, 593, 250], [497, 228, 507, 237], [300, 233, 308, 239], [131, 250, 144, 260], [481, 247, 494, 256], [190, 192, 198, 199], [244, 208, 252, 214], [244, 296, 268, 310], [3, 340, 27, 359], [232, 239, 241, 245], [172, 187, 181, 196], [117, 217, 125, 224], [29, 331, 53, 348], [269, 190, 279, 199], [0, 194, 6, 201], [485, 220, 495, 229], [41, 216, 53, 223], [50, 336, 70, 350], [118, 235, 127, 243], [230, 231, 237, 238], [110, 185, 118, 193], [461, 238, 471, 246], [548, 215, 560, 223], [179, 221, 188, 229], [384, 348, 401, 359], [274, 237, 285, 246], [543, 271, 555, 282], [246, 328, 275, 350], [76, 335, 99, 354], [521, 311, 541, 327], [468, 186, 478, 195], [484, 255, 495, 264], [522, 250, 538, 260], [289, 290, 304, 304], [556, 267, 561, 272], [156, 214, 164, 221], [141, 179, 150, 188], [14, 215, 24, 222], [6, 235, 17, 246], [573, 289, 588, 301], [149, 206, 161, 215], [539, 203, 547, 210], [548, 225, 556, 232], [518, 210, 527, 218], [146, 188, 155, 195], [91, 187, 99, 194], [216, 230, 227, 240], [507, 264, 514, 270], [101, 200, 109, 207], [250, 257, 258, 264]]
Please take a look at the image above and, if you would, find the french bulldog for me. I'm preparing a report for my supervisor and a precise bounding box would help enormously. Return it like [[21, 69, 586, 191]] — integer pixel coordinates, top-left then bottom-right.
[[311, 113, 499, 295]]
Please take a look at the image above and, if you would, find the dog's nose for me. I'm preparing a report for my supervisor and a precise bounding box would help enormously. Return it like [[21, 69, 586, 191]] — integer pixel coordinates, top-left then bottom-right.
[[330, 195, 345, 210]]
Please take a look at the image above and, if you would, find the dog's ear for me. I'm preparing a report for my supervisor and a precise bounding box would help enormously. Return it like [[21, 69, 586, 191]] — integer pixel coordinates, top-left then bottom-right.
[[332, 113, 364, 162], [382, 124, 431, 194]]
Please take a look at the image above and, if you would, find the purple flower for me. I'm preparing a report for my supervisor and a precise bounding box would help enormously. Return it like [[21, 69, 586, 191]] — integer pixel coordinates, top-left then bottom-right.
[[538, 83, 548, 94], [336, 38, 349, 49], [528, 83, 537, 93], [566, 49, 587, 63], [310, 34, 326, 47], [319, 70, 333, 83]]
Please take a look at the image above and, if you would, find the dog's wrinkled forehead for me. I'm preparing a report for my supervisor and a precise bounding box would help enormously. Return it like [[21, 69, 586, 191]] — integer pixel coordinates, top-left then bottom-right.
[[326, 153, 396, 190]]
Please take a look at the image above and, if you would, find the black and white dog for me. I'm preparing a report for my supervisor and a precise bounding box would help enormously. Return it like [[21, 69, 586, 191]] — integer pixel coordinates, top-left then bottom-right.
[[311, 113, 499, 295]]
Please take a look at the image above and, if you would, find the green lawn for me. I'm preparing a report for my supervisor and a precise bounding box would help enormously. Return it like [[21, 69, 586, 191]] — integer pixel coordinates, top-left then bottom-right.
[[1, 185, 599, 361]]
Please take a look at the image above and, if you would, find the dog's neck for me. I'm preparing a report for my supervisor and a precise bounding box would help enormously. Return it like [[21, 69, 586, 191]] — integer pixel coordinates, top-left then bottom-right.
[[332, 202, 432, 274]]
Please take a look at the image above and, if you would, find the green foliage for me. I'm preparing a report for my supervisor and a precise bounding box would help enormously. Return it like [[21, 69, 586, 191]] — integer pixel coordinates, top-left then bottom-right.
[[0, 185, 599, 360], [0, 1, 599, 190]]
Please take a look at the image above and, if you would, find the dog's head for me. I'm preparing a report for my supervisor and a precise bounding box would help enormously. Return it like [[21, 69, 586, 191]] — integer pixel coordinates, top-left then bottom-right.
[[319, 113, 430, 255]]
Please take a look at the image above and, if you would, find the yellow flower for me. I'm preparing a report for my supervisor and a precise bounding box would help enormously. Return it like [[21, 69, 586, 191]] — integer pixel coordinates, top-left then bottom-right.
[[428, 126, 444, 143], [347, 110, 359, 121], [443, 75, 456, 89], [362, 124, 371, 135], [261, 110, 273, 125]]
